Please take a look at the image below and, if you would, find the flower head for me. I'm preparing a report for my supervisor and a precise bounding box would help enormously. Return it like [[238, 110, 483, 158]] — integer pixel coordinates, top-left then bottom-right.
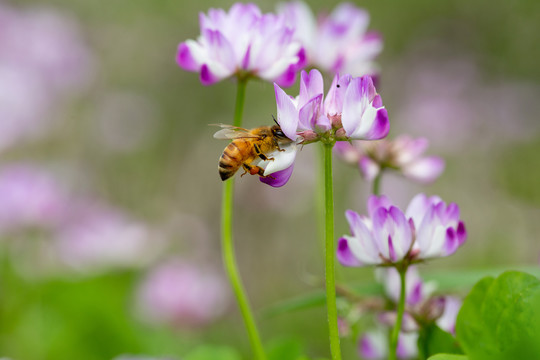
[[334, 135, 445, 183], [136, 259, 229, 328], [259, 69, 389, 187], [337, 194, 466, 266], [278, 1, 382, 77], [177, 3, 305, 86]]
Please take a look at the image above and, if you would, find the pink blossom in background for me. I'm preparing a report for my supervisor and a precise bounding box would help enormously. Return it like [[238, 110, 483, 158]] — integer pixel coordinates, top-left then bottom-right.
[[388, 51, 540, 153], [55, 203, 161, 273], [359, 330, 418, 359], [0, 164, 68, 233], [177, 3, 305, 86], [278, 1, 382, 77], [136, 259, 229, 328], [334, 135, 445, 184], [376, 266, 435, 306], [0, 3, 93, 150], [436, 296, 462, 335]]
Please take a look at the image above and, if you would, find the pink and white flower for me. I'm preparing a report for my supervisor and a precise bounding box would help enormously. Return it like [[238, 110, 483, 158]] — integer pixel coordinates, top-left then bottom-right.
[[136, 259, 229, 328], [278, 2, 382, 77], [337, 194, 466, 266], [0, 164, 68, 233], [259, 69, 389, 187], [334, 135, 445, 183], [0, 4, 93, 151], [176, 3, 305, 86]]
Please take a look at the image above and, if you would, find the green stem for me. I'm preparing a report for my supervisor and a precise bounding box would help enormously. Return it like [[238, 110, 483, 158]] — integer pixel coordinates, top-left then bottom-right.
[[221, 79, 266, 360], [372, 172, 382, 196], [389, 267, 407, 360], [316, 145, 326, 253], [323, 142, 342, 360]]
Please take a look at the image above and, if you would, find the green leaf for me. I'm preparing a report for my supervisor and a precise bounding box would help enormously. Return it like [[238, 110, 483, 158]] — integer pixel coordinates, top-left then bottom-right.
[[428, 354, 468, 360], [262, 282, 383, 317], [267, 337, 306, 360], [456, 271, 540, 360], [418, 324, 463, 359], [183, 345, 242, 360], [423, 266, 540, 291]]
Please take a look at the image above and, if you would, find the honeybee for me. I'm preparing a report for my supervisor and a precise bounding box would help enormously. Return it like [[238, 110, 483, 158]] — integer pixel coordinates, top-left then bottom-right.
[[213, 122, 292, 181]]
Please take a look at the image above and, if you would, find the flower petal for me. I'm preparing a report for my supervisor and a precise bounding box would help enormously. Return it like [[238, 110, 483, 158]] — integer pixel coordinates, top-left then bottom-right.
[[176, 42, 200, 71], [299, 69, 324, 108], [261, 143, 298, 176], [323, 73, 352, 116], [274, 83, 299, 140], [402, 156, 445, 184], [298, 94, 322, 130], [337, 237, 362, 266], [359, 156, 380, 181], [259, 163, 294, 187]]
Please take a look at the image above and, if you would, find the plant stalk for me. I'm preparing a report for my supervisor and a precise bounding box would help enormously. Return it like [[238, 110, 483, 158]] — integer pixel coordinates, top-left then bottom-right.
[[323, 142, 342, 360], [221, 79, 266, 360], [389, 267, 407, 360]]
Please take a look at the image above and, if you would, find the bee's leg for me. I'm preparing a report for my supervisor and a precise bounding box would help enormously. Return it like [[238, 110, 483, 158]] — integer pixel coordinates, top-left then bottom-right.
[[243, 163, 275, 179], [274, 139, 286, 152], [254, 143, 274, 161], [240, 164, 250, 177]]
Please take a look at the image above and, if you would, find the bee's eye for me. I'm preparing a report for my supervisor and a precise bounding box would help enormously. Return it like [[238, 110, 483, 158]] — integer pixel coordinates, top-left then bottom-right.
[[274, 129, 286, 138]]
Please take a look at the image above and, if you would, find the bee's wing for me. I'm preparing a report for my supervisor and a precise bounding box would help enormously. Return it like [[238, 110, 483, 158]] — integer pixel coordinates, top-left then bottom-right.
[[210, 124, 259, 140]]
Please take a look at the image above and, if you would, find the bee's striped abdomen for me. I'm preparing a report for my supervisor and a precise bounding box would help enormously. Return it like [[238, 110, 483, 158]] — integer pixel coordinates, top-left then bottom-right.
[[218, 140, 245, 181]]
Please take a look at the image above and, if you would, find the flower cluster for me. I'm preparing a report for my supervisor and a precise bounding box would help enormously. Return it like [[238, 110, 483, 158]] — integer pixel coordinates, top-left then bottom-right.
[[177, 3, 305, 86], [278, 2, 382, 77], [334, 136, 445, 184], [258, 69, 389, 187], [0, 3, 93, 151], [337, 194, 467, 266]]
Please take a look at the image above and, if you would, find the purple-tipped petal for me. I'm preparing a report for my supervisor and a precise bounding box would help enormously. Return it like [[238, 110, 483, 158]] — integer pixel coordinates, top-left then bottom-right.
[[388, 206, 412, 256], [176, 42, 199, 71], [299, 69, 324, 108], [402, 156, 445, 184], [358, 332, 387, 360], [388, 235, 397, 261], [444, 227, 458, 255], [298, 94, 322, 131], [259, 164, 294, 187], [359, 156, 380, 181], [200, 64, 220, 85], [324, 73, 352, 116], [274, 83, 299, 140], [367, 194, 392, 218], [457, 221, 467, 245], [273, 64, 297, 88], [364, 107, 389, 140], [341, 76, 385, 139], [372, 93, 383, 108], [337, 237, 362, 266]]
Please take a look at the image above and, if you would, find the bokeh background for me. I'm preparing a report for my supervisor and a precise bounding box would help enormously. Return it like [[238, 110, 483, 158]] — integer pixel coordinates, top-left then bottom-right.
[[1, 0, 539, 359]]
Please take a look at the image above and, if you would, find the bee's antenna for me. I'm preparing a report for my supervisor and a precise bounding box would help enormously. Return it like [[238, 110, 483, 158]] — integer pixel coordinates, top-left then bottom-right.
[[271, 114, 279, 126]]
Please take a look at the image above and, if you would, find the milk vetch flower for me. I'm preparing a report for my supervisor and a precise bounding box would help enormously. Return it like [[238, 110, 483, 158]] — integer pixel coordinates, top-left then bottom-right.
[[177, 3, 305, 86], [334, 135, 445, 184], [259, 68, 389, 187], [337, 194, 466, 266], [278, 1, 382, 77]]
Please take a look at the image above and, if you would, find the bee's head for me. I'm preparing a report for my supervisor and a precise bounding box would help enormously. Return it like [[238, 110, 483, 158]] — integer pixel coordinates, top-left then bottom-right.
[[271, 125, 288, 140]]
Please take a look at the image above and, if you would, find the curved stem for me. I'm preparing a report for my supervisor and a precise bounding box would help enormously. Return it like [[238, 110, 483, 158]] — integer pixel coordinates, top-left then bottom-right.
[[372, 172, 382, 196], [221, 79, 266, 360], [323, 142, 342, 360], [389, 267, 407, 360]]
